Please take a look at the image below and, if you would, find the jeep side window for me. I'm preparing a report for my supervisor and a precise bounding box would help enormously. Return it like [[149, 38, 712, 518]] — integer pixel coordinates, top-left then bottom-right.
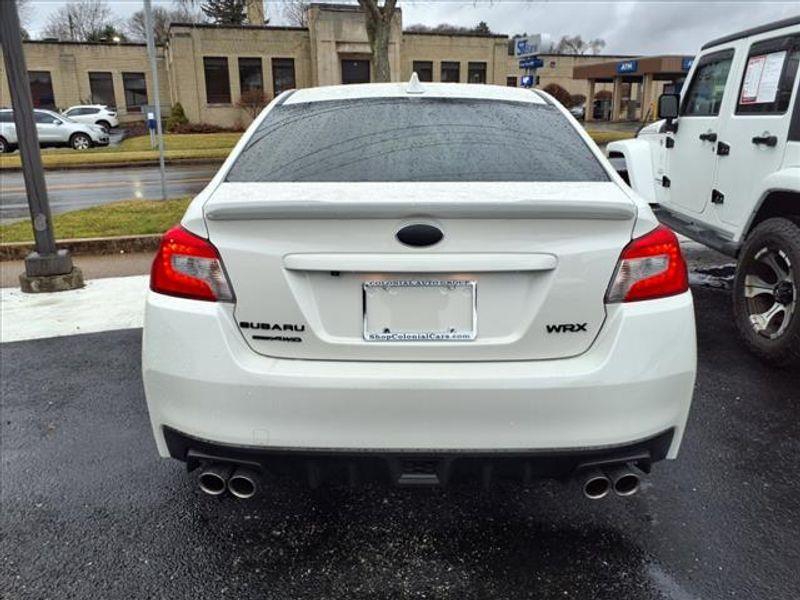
[[681, 49, 735, 116], [736, 34, 800, 115]]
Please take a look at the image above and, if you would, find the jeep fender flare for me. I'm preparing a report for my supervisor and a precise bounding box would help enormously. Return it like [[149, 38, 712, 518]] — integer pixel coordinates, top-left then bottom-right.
[[607, 138, 657, 203], [739, 167, 800, 241]]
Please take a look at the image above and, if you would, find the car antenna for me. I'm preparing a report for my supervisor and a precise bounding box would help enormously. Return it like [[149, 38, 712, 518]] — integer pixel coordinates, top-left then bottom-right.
[[406, 72, 425, 94]]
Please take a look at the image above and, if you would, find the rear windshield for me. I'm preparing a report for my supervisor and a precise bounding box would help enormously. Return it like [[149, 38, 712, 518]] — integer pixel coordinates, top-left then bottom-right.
[[226, 97, 608, 183]]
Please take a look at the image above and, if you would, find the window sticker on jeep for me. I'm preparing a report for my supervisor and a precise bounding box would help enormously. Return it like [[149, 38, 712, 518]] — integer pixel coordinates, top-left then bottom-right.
[[740, 51, 786, 104]]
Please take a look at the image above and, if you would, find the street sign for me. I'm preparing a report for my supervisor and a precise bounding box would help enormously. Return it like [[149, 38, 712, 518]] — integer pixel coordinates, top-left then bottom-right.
[[519, 57, 544, 70], [514, 35, 542, 58], [520, 75, 535, 88], [682, 56, 694, 71], [616, 60, 639, 74]]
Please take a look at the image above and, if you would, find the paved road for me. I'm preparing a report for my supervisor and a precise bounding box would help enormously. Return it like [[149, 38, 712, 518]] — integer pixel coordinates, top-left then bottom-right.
[[2, 284, 799, 599], [0, 163, 218, 220]]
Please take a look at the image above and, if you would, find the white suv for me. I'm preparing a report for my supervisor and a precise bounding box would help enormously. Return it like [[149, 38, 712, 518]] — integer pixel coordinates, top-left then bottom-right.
[[62, 104, 119, 131], [0, 108, 109, 152], [142, 81, 696, 499], [609, 16, 800, 366]]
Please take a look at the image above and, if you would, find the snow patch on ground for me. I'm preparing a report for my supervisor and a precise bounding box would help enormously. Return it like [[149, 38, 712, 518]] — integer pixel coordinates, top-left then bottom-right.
[[1, 275, 148, 343]]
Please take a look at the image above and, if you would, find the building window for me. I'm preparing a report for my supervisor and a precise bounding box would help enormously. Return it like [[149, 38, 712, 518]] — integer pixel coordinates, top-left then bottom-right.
[[28, 71, 55, 109], [506, 76, 517, 87], [204, 57, 231, 104], [238, 58, 263, 94], [412, 61, 433, 82], [441, 61, 460, 83], [468, 62, 487, 84], [88, 72, 116, 107], [122, 72, 147, 112], [272, 58, 296, 94]]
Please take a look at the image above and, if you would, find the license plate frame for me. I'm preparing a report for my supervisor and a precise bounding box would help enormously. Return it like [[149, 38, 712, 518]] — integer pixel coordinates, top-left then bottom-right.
[[363, 279, 477, 342]]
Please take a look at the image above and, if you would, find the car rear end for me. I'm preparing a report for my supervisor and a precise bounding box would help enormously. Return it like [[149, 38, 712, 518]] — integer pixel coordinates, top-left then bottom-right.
[[99, 106, 119, 129], [142, 84, 696, 495]]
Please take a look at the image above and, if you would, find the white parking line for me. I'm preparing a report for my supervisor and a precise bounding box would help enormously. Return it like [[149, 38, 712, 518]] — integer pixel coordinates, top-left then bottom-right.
[[1, 275, 148, 343]]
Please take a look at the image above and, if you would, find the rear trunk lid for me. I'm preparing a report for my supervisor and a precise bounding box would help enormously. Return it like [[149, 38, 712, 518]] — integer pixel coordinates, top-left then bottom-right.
[[203, 181, 636, 361]]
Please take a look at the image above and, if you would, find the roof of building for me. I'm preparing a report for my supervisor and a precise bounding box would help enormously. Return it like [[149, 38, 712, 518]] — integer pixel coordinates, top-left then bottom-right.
[[573, 55, 693, 80], [284, 81, 547, 105], [23, 39, 151, 48], [308, 2, 400, 13], [168, 22, 308, 32], [702, 14, 800, 50], [403, 30, 508, 39]]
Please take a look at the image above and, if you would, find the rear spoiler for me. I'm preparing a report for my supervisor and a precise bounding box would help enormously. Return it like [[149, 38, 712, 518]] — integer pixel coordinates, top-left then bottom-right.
[[205, 199, 635, 221]]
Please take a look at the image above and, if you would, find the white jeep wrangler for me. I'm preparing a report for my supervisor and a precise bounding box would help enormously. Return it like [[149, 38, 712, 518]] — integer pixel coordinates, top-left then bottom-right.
[[609, 16, 800, 366]]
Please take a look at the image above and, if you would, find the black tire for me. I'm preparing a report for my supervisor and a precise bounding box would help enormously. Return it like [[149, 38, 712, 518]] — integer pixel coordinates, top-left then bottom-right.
[[96, 120, 111, 131], [733, 217, 800, 367], [70, 132, 92, 150], [0, 136, 8, 153]]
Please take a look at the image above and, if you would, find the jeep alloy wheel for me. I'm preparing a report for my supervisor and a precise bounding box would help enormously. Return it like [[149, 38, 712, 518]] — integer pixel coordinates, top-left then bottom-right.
[[734, 218, 800, 366]]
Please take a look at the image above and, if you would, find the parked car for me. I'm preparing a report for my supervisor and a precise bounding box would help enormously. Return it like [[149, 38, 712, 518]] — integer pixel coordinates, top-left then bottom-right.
[[142, 80, 696, 500], [0, 108, 109, 152], [608, 15, 800, 366], [569, 104, 586, 120], [62, 104, 119, 131]]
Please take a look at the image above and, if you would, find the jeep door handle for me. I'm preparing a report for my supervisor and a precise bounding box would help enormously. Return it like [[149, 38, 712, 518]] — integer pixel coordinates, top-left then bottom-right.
[[699, 132, 718, 142], [752, 134, 778, 147]]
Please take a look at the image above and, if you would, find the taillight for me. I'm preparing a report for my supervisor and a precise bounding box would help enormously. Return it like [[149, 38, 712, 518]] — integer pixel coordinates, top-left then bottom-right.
[[150, 225, 234, 302], [606, 225, 688, 303]]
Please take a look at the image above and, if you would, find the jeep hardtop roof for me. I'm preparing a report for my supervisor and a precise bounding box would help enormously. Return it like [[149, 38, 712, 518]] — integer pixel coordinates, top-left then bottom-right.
[[702, 14, 800, 50]]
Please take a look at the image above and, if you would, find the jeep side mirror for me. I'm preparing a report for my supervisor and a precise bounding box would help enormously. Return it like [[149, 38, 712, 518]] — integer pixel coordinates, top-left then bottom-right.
[[658, 93, 680, 133], [658, 93, 679, 119]]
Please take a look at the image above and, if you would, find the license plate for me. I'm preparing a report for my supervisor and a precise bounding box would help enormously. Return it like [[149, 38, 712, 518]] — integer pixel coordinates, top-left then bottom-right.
[[363, 279, 476, 342]]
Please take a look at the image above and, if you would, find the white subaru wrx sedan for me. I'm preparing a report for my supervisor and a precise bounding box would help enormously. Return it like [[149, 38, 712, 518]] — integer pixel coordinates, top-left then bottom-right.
[[142, 81, 696, 500]]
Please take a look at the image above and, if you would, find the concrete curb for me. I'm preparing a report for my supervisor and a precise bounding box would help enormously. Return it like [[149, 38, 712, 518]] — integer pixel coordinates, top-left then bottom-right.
[[0, 157, 225, 172], [1, 234, 162, 261]]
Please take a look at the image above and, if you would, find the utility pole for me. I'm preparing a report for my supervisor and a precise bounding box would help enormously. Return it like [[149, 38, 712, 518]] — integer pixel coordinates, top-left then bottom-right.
[[0, 0, 83, 292], [143, 0, 167, 201]]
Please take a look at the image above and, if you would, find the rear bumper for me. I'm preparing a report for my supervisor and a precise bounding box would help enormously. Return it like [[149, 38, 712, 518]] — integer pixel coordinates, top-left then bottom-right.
[[164, 426, 675, 486], [143, 290, 696, 461]]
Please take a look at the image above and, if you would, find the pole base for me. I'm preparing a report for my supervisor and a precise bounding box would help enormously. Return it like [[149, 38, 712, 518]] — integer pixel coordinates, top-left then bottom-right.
[[24, 249, 74, 277], [19, 267, 84, 293]]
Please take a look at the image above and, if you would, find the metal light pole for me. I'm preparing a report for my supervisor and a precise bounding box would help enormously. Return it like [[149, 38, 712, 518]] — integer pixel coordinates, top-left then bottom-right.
[[0, 0, 82, 292], [143, 0, 167, 201]]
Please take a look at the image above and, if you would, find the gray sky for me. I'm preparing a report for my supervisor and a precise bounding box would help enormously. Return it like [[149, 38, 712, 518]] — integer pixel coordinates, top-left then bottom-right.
[[22, 0, 800, 55]]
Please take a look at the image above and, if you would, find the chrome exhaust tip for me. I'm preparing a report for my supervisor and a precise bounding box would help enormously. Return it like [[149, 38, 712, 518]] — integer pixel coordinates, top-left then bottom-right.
[[228, 466, 260, 500], [198, 463, 233, 496], [606, 465, 641, 497], [582, 469, 611, 500]]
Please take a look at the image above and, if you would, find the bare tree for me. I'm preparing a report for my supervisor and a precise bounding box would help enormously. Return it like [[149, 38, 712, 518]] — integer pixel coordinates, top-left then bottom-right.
[[554, 34, 606, 55], [126, 6, 171, 43], [237, 89, 270, 120], [171, 0, 207, 23], [357, 0, 397, 83], [282, 0, 308, 27], [16, 0, 32, 29], [42, 0, 114, 42], [406, 22, 493, 35]]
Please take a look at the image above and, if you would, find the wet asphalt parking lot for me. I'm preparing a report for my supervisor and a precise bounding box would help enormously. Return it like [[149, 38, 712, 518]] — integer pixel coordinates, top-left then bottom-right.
[[2, 283, 799, 599]]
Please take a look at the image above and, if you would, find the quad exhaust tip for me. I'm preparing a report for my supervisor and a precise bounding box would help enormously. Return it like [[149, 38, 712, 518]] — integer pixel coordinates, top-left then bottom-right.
[[581, 464, 642, 499], [606, 465, 641, 497], [228, 466, 260, 499], [198, 463, 233, 496], [582, 469, 611, 500]]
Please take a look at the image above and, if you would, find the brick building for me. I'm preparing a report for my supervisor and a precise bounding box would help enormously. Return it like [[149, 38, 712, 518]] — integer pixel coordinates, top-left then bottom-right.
[[1, 2, 639, 127]]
